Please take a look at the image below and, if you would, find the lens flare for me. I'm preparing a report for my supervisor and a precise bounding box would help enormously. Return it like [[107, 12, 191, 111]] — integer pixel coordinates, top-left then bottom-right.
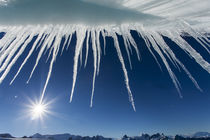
[[31, 103, 46, 119], [27, 99, 51, 120]]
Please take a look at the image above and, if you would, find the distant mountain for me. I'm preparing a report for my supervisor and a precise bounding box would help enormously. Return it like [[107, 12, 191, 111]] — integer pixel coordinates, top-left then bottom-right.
[[176, 132, 210, 139], [32, 133, 75, 140], [31, 133, 112, 140], [32, 133, 44, 139], [122, 133, 172, 140], [122, 132, 210, 140], [0, 138, 11, 140], [0, 133, 14, 138], [1, 132, 210, 140], [192, 132, 210, 138]]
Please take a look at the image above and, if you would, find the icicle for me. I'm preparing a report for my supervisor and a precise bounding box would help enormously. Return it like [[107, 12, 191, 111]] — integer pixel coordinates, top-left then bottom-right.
[[46, 26, 64, 63], [10, 27, 46, 85], [70, 26, 86, 102], [121, 25, 141, 61], [90, 29, 98, 108], [122, 35, 133, 69], [84, 30, 90, 68], [101, 30, 106, 55], [145, 32, 182, 97], [26, 28, 54, 83], [137, 28, 163, 71], [40, 32, 62, 102], [61, 25, 72, 55], [96, 30, 101, 75], [179, 21, 210, 53], [113, 33, 136, 111], [79, 41, 83, 68], [66, 34, 73, 51], [0, 26, 20, 54], [61, 35, 69, 55], [0, 26, 38, 84], [0, 26, 27, 68], [165, 30, 210, 74], [0, 22, 209, 110], [152, 31, 202, 91]]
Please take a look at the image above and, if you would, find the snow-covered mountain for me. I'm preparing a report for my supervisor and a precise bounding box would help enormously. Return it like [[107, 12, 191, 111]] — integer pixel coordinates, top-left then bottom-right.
[[192, 132, 210, 138], [32, 133, 73, 140], [1, 132, 210, 140], [0, 134, 14, 140], [0, 134, 14, 138], [122, 133, 173, 140], [31, 133, 112, 140]]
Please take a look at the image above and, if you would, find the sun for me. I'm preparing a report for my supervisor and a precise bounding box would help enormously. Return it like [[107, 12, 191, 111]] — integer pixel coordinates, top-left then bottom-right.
[[24, 96, 55, 122], [29, 101, 48, 120], [32, 104, 46, 118]]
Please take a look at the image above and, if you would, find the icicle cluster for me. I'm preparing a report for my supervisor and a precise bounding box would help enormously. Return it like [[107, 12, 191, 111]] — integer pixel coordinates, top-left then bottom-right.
[[0, 22, 209, 111]]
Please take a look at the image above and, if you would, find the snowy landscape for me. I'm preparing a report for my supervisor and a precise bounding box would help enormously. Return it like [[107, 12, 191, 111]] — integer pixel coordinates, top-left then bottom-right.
[[1, 132, 210, 140]]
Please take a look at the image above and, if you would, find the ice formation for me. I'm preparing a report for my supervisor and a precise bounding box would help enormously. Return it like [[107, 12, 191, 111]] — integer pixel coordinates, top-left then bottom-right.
[[0, 0, 209, 110]]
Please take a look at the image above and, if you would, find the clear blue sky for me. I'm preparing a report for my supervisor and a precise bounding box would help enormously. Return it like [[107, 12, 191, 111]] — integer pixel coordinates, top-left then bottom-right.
[[0, 32, 209, 138]]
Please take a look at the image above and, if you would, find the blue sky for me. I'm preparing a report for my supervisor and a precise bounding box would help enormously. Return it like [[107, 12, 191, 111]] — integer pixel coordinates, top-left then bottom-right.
[[0, 32, 209, 138]]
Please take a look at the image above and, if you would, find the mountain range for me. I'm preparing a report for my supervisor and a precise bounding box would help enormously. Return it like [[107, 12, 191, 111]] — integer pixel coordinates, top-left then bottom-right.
[[0, 132, 210, 140]]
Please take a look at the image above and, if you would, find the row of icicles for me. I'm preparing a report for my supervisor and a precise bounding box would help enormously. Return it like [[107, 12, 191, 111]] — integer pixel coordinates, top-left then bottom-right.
[[0, 23, 209, 111]]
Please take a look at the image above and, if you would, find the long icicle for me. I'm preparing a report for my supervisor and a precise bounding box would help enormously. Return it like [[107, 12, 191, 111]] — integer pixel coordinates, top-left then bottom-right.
[[90, 29, 98, 108], [113, 33, 136, 111], [70, 26, 86, 102]]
